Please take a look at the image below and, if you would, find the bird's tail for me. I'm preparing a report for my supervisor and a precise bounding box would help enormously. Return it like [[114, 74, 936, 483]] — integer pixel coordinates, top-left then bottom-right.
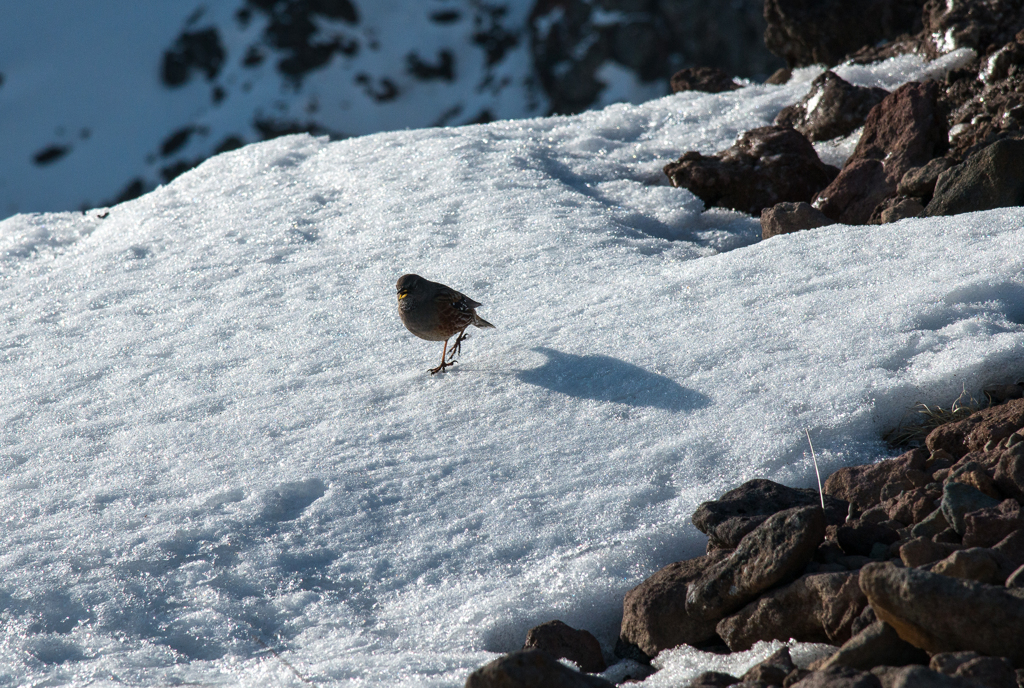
[[474, 314, 495, 329]]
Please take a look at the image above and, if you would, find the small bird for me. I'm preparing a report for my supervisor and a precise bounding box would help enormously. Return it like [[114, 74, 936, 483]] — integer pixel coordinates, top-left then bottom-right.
[[396, 274, 495, 375]]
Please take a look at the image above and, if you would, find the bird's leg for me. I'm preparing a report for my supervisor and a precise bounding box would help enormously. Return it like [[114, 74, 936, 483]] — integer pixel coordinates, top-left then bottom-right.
[[429, 338, 456, 375], [447, 328, 470, 362]]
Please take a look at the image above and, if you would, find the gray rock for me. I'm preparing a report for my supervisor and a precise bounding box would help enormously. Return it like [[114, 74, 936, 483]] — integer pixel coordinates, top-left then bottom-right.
[[940, 482, 1000, 535], [743, 647, 797, 685], [897, 158, 954, 199], [930, 652, 1017, 688], [870, 665, 976, 688], [926, 138, 1024, 216], [790, 665, 882, 688], [686, 506, 826, 621], [464, 649, 614, 688], [858, 562, 1024, 664]]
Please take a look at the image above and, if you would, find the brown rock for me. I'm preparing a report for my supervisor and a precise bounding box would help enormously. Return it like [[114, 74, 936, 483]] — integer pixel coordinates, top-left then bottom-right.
[[671, 67, 740, 94], [992, 528, 1024, 573], [948, 465, 1001, 500], [789, 665, 882, 688], [692, 479, 846, 550], [664, 126, 839, 216], [688, 671, 740, 687], [874, 197, 925, 224], [870, 665, 976, 688], [897, 157, 954, 200], [837, 520, 901, 557], [962, 499, 1023, 548], [885, 485, 940, 526], [824, 448, 928, 511], [858, 562, 1024, 665], [761, 201, 833, 239], [619, 550, 729, 658], [464, 649, 614, 688], [775, 71, 889, 142], [899, 537, 963, 568], [813, 81, 948, 225], [523, 620, 606, 673], [994, 443, 1024, 500], [818, 620, 929, 672], [744, 647, 798, 685], [931, 652, 1018, 688], [930, 547, 1006, 585], [925, 398, 1024, 459], [716, 572, 866, 651], [686, 506, 826, 621]]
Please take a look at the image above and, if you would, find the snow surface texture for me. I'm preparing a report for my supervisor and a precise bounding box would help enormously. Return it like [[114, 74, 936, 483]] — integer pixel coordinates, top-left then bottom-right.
[[1, 50, 1022, 686]]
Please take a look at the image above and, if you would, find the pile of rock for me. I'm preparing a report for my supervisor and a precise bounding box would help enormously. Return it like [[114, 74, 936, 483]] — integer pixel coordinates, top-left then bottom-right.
[[664, 0, 1024, 240], [465, 384, 1024, 687]]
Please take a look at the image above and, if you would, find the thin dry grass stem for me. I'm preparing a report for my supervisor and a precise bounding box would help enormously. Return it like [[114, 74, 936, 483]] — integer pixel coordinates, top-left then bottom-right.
[[883, 385, 985, 448], [805, 428, 825, 510]]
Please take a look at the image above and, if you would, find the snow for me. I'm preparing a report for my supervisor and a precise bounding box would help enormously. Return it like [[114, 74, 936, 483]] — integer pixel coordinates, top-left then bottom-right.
[[1, 50, 1022, 687]]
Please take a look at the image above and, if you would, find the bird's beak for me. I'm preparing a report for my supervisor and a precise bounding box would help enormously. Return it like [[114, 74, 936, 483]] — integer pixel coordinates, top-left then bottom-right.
[[397, 290, 409, 300]]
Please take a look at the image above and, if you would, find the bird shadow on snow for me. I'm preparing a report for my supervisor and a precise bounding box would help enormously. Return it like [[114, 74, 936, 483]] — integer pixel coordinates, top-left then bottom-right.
[[516, 347, 710, 412]]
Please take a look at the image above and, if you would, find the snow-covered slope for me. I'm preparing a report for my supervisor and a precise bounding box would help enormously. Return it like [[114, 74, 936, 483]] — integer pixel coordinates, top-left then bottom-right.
[[1, 54, 1022, 687]]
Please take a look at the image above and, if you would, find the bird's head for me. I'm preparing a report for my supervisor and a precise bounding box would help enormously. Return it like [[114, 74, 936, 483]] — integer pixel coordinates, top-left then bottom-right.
[[396, 273, 424, 301]]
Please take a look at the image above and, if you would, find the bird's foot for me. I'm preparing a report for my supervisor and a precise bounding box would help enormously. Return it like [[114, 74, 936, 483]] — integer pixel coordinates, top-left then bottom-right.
[[429, 359, 457, 375], [447, 330, 470, 361]]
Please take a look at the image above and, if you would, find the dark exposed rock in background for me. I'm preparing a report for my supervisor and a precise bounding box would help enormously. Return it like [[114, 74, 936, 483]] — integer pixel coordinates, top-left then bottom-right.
[[670, 67, 741, 94], [760, 201, 833, 239], [763, 0, 925, 68]]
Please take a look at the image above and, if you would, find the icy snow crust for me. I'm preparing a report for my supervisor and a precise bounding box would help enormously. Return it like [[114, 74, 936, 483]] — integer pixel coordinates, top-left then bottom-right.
[[1, 51, 1022, 686]]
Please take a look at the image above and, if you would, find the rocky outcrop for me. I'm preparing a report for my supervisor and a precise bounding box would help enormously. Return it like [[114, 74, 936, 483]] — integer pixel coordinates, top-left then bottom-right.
[[760, 201, 833, 239], [465, 649, 614, 688], [671, 67, 741, 94], [523, 620, 605, 673], [775, 71, 889, 142], [664, 126, 838, 216], [925, 137, 1024, 216]]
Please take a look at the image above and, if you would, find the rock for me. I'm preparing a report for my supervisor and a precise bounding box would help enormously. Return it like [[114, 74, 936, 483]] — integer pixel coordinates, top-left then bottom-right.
[[962, 499, 1023, 548], [766, 68, 792, 85], [465, 649, 614, 688], [947, 462, 1001, 500], [824, 448, 929, 511], [921, 1, 1024, 60], [925, 398, 1024, 459], [716, 571, 866, 651], [899, 537, 962, 568], [874, 197, 925, 224], [897, 158, 954, 200], [744, 647, 797, 685], [688, 671, 740, 687], [858, 562, 1024, 664], [910, 508, 950, 540], [994, 443, 1024, 500], [776, 71, 889, 142], [983, 383, 1024, 405], [813, 81, 947, 224], [1007, 563, 1024, 588], [837, 520, 901, 557], [940, 482, 1001, 535], [818, 620, 929, 672], [931, 652, 1018, 688], [761, 201, 834, 239], [790, 665, 883, 688], [664, 126, 839, 216], [993, 528, 1024, 570], [619, 550, 729, 658], [930, 547, 1006, 585], [523, 620, 606, 673], [762, 0, 922, 68], [926, 138, 1024, 216], [686, 506, 826, 621], [692, 479, 846, 550], [870, 665, 977, 688], [671, 66, 741, 94], [885, 485, 940, 526]]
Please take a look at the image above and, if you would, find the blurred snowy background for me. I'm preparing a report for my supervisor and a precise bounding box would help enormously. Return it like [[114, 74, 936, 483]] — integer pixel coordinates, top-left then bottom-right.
[[0, 0, 781, 217]]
